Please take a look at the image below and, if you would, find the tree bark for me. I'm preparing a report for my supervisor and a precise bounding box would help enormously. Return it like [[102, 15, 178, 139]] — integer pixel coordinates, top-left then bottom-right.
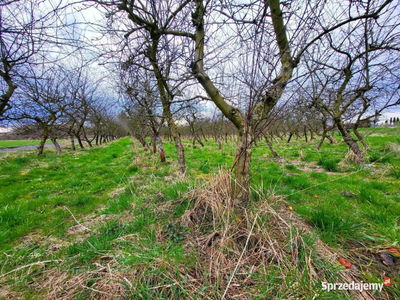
[[232, 129, 252, 206], [148, 37, 186, 174], [287, 132, 293, 143], [264, 133, 280, 159], [51, 137, 62, 155], [156, 134, 166, 162], [353, 126, 370, 150], [152, 135, 157, 153], [70, 135, 76, 151], [335, 118, 364, 163], [316, 135, 325, 151], [75, 134, 85, 149], [200, 128, 208, 142], [82, 128, 92, 147], [304, 126, 308, 143], [194, 133, 204, 147], [0, 74, 17, 116], [38, 134, 48, 156]]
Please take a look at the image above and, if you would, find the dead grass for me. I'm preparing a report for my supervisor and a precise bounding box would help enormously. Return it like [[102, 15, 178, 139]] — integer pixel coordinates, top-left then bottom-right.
[[339, 149, 359, 165], [107, 187, 126, 199], [385, 142, 400, 153], [178, 172, 380, 299], [42, 265, 129, 300]]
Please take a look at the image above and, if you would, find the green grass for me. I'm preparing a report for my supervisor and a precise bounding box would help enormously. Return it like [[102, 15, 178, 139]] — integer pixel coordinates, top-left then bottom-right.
[[0, 127, 399, 299], [0, 139, 56, 148]]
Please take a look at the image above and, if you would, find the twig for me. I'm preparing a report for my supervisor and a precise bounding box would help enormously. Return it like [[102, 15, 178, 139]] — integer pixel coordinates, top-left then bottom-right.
[[222, 213, 258, 300], [0, 260, 62, 279], [63, 206, 91, 231]]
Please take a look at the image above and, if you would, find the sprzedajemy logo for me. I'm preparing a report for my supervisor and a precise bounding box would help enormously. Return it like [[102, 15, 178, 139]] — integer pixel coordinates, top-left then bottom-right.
[[322, 278, 391, 293]]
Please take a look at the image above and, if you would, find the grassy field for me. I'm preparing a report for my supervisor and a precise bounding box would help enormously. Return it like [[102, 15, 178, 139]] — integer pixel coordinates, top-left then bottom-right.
[[0, 128, 399, 299], [0, 140, 56, 149]]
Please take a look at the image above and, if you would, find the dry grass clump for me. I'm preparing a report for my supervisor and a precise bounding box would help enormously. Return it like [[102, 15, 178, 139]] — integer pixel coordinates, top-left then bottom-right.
[[178, 172, 378, 299], [181, 171, 232, 229], [299, 149, 305, 161], [385, 142, 400, 153], [42, 266, 129, 300], [340, 149, 359, 165]]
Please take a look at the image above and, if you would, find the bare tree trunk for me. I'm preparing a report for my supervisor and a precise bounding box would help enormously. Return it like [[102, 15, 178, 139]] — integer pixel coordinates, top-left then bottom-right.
[[316, 135, 325, 151], [151, 135, 157, 153], [287, 132, 293, 143], [304, 126, 308, 143], [82, 128, 92, 147], [217, 135, 222, 150], [51, 137, 62, 155], [232, 129, 252, 206], [156, 134, 166, 162], [310, 129, 315, 140], [264, 133, 280, 159], [329, 131, 337, 144], [194, 133, 204, 147], [161, 106, 185, 173], [70, 134, 76, 151], [200, 128, 208, 142], [0, 77, 17, 117], [335, 118, 364, 164], [353, 126, 370, 150], [75, 134, 85, 149], [37, 134, 48, 156]]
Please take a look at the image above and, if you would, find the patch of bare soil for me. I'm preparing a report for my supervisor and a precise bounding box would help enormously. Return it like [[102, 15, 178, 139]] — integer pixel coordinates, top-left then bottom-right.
[[289, 160, 339, 175], [13, 208, 135, 255]]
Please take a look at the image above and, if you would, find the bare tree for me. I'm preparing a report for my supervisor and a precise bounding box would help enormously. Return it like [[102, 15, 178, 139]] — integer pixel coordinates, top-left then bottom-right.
[[300, 0, 400, 163], [0, 0, 65, 116], [4, 65, 71, 155], [120, 66, 167, 162], [190, 0, 396, 204], [91, 0, 195, 174]]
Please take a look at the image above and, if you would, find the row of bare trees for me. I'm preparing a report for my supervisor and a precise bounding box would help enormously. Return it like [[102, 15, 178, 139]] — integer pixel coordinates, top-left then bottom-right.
[[91, 0, 399, 206], [1, 64, 122, 155], [1, 0, 399, 206]]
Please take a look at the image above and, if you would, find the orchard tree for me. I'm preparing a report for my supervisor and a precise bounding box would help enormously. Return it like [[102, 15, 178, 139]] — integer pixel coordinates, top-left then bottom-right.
[[120, 65, 167, 161], [4, 65, 71, 155], [300, 0, 400, 163], [92, 0, 195, 174], [190, 0, 395, 204], [0, 0, 69, 116]]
